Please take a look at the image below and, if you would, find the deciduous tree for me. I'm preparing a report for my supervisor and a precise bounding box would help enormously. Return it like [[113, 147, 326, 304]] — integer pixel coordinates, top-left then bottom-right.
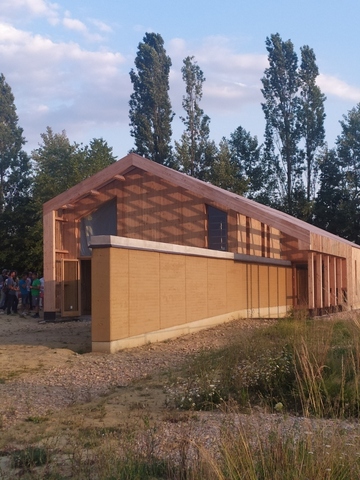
[[210, 138, 248, 195], [313, 148, 353, 240], [0, 73, 29, 212], [228, 126, 269, 201], [0, 73, 36, 272]]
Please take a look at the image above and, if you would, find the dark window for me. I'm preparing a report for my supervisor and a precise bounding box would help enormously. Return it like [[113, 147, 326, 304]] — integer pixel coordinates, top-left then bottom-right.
[[80, 198, 117, 256], [207, 205, 228, 251]]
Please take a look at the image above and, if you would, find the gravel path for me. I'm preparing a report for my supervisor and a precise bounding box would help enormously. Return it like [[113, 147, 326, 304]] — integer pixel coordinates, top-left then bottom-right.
[[0, 316, 273, 428]]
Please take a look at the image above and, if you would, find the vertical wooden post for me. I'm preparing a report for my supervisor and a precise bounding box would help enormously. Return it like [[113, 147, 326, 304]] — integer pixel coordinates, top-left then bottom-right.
[[292, 265, 297, 307], [43, 209, 56, 316], [315, 253, 323, 309], [323, 255, 330, 308], [308, 252, 315, 309], [336, 257, 343, 305], [329, 256, 336, 306]]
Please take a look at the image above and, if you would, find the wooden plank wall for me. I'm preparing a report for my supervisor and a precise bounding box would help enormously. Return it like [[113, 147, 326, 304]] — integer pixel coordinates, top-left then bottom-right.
[[237, 214, 282, 259], [55, 170, 286, 274], [116, 170, 207, 248]]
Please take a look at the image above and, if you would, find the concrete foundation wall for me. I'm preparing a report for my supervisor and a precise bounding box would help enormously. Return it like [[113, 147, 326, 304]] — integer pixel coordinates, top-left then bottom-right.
[[91, 236, 292, 353]]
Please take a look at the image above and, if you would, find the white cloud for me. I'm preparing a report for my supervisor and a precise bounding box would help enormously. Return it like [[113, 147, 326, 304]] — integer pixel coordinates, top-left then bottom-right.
[[1, 0, 59, 25], [63, 13, 88, 34], [0, 21, 130, 151], [318, 74, 360, 102], [168, 36, 265, 115], [89, 19, 113, 34], [63, 12, 106, 42]]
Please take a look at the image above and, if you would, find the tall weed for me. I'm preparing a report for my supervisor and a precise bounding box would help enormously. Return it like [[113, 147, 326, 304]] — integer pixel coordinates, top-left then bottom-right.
[[168, 315, 360, 418]]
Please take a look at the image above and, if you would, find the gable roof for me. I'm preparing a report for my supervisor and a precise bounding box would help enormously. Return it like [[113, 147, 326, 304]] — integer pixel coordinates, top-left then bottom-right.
[[44, 153, 359, 249]]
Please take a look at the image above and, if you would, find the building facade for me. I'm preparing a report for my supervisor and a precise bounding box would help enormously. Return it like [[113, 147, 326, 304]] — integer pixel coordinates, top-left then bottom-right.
[[43, 154, 360, 352]]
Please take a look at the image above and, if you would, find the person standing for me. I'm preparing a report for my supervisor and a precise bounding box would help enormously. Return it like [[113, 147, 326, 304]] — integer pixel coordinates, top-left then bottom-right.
[[30, 272, 41, 319], [39, 275, 44, 310], [27, 271, 33, 311], [0, 270, 8, 312], [6, 271, 18, 315], [19, 273, 30, 317]]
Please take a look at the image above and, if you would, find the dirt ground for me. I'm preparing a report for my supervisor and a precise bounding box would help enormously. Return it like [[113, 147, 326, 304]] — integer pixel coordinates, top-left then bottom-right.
[[0, 312, 272, 430], [0, 313, 92, 377], [0, 312, 276, 472]]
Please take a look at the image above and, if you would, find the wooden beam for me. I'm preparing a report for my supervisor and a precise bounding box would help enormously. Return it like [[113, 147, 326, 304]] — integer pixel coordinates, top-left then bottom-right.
[[329, 256, 336, 306], [308, 252, 315, 309], [323, 255, 330, 307], [61, 204, 75, 210], [292, 265, 297, 307], [315, 253, 323, 309], [90, 189, 100, 196], [43, 210, 56, 312], [114, 174, 126, 181], [336, 257, 343, 305]]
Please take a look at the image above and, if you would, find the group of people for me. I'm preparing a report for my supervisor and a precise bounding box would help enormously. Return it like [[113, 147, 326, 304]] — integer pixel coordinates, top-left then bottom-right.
[[0, 270, 44, 322]]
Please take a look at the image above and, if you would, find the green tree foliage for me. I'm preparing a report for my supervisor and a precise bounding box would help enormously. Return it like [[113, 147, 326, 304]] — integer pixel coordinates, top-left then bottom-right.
[[210, 138, 248, 195], [227, 126, 273, 201], [298, 46, 326, 205], [0, 73, 29, 211], [261, 33, 302, 215], [32, 127, 80, 203], [0, 151, 40, 272], [335, 104, 360, 243], [80, 138, 117, 178], [314, 105, 360, 243], [0, 73, 38, 272], [129, 32, 174, 165], [175, 56, 211, 178], [32, 128, 116, 204], [261, 34, 326, 218], [313, 148, 353, 239]]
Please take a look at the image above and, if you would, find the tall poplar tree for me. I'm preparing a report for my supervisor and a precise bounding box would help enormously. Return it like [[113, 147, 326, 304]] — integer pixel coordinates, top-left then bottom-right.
[[261, 33, 302, 215], [129, 33, 174, 165], [298, 46, 326, 205], [175, 56, 211, 178]]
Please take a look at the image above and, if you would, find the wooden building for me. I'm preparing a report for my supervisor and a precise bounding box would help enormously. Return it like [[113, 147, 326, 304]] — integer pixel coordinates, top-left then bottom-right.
[[43, 153, 360, 352]]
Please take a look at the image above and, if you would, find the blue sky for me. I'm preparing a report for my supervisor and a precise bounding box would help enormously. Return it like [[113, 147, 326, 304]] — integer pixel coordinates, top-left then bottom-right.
[[1, 0, 360, 158]]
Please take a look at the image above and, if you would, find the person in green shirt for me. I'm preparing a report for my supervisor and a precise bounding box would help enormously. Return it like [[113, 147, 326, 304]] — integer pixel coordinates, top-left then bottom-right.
[[30, 272, 41, 320]]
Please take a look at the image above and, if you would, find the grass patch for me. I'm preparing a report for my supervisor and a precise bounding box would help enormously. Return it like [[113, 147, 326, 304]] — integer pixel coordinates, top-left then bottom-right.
[[25, 416, 48, 424], [166, 316, 360, 418], [10, 446, 51, 469]]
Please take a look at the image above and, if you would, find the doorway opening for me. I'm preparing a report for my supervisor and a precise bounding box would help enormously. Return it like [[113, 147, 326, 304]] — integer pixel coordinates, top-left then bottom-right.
[[81, 259, 91, 315]]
